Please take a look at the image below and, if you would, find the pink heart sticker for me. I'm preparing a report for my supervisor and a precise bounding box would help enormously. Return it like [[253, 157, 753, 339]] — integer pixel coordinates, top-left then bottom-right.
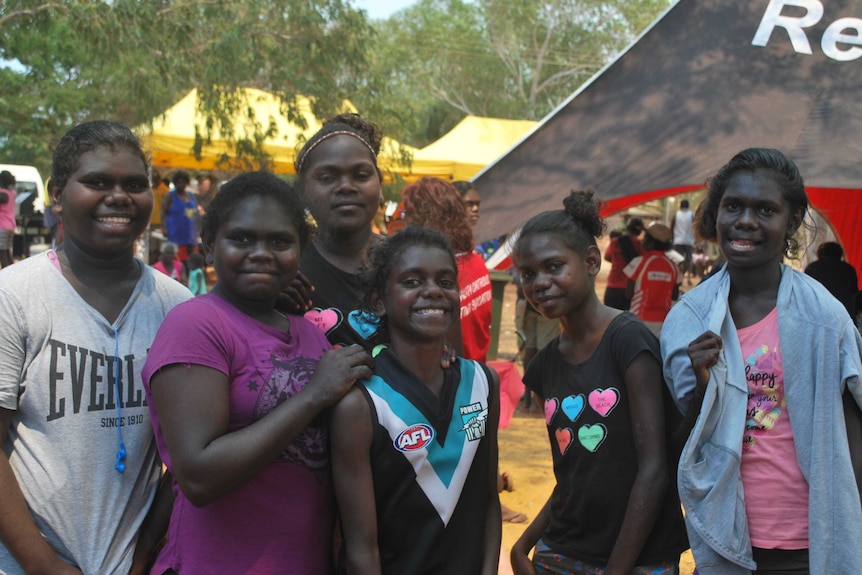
[[555, 428, 574, 455], [304, 308, 342, 335], [544, 398, 558, 425], [588, 388, 620, 417]]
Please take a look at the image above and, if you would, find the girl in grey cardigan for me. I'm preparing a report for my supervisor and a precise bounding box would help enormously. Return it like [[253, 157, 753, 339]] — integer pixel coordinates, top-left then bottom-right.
[[662, 148, 862, 575]]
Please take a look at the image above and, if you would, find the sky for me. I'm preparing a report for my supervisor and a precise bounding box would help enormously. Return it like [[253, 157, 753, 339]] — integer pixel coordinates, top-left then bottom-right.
[[352, 0, 418, 20]]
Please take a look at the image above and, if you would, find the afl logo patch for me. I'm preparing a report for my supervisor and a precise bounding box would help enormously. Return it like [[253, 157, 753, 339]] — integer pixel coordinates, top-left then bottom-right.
[[394, 424, 434, 452]]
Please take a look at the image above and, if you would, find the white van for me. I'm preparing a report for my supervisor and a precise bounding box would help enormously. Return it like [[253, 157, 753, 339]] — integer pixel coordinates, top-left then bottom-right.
[[0, 164, 46, 216]]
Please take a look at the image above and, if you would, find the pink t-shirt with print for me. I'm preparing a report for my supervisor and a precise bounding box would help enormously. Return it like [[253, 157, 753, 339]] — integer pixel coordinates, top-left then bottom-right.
[[738, 307, 809, 549]]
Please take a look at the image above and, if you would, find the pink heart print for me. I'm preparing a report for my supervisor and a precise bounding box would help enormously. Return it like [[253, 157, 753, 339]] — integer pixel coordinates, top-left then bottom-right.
[[555, 428, 574, 455], [588, 388, 620, 417], [544, 398, 558, 425], [304, 308, 341, 334]]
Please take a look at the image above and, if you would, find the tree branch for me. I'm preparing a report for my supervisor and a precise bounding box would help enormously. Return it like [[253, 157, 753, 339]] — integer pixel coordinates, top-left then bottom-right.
[[423, 68, 475, 116], [0, 3, 65, 27], [155, 0, 228, 17], [534, 64, 598, 94], [529, 15, 556, 113]]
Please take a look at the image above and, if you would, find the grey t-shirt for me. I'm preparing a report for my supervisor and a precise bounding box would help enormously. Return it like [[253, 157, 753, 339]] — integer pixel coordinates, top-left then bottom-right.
[[0, 252, 190, 575]]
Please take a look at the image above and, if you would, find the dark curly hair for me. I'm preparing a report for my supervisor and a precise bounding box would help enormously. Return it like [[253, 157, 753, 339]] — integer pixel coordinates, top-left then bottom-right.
[[514, 188, 605, 259], [51, 120, 148, 193], [452, 181, 475, 197], [294, 113, 383, 177], [359, 225, 456, 321], [171, 169, 191, 186], [200, 171, 312, 251], [698, 148, 808, 257], [0, 171, 15, 189], [400, 177, 473, 253]]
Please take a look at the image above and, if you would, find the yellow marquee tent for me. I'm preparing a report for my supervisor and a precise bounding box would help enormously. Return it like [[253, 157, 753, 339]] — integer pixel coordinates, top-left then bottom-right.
[[138, 88, 535, 183], [138, 88, 419, 178], [411, 115, 537, 182]]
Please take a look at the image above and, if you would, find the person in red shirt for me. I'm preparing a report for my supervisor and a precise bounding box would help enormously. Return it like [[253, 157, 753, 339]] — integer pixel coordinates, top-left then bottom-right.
[[603, 217, 644, 310], [624, 222, 680, 336]]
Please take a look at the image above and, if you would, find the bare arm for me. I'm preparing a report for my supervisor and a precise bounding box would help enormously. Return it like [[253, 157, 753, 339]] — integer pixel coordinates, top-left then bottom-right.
[[510, 498, 551, 575], [603, 351, 670, 575], [128, 469, 174, 575], [331, 388, 381, 575], [150, 344, 371, 507], [481, 369, 502, 575], [160, 193, 171, 234], [0, 408, 83, 575], [844, 390, 862, 505], [509, 385, 546, 575]]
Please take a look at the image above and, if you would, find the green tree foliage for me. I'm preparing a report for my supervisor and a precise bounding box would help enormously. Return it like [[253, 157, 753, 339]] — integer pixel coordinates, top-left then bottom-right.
[[352, 0, 672, 146], [0, 0, 373, 173], [0, 0, 671, 171]]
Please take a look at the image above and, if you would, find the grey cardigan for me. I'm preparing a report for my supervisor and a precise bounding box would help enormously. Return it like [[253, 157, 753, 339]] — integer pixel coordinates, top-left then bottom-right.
[[661, 264, 862, 574]]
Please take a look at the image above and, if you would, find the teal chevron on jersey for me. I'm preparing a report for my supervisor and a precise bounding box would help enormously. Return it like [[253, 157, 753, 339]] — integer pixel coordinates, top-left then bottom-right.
[[364, 358, 489, 525]]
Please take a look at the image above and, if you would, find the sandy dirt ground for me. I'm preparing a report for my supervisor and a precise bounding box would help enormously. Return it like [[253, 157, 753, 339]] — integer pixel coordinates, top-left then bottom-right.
[[493, 253, 696, 574]]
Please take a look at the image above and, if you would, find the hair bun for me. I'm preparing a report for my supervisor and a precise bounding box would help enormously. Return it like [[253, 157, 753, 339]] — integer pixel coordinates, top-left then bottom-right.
[[562, 188, 605, 239]]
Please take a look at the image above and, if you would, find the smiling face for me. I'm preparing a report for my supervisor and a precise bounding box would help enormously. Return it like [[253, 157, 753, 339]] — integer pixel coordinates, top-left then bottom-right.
[[208, 195, 301, 308], [515, 232, 599, 320], [301, 134, 381, 236], [374, 245, 460, 343], [716, 169, 801, 272], [53, 146, 152, 257]]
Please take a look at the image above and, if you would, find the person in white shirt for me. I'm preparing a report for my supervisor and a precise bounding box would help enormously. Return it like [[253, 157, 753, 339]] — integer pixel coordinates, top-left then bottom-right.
[[671, 199, 695, 284]]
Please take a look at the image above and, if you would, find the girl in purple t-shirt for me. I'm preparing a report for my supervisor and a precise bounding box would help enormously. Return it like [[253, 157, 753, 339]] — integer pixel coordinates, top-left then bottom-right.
[[143, 172, 372, 575]]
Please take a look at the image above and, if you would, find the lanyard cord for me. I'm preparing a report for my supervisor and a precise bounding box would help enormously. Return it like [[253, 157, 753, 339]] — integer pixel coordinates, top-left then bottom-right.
[[113, 326, 126, 474]]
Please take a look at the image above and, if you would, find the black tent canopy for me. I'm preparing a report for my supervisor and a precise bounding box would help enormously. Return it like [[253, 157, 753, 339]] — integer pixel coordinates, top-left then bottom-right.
[[474, 0, 862, 274]]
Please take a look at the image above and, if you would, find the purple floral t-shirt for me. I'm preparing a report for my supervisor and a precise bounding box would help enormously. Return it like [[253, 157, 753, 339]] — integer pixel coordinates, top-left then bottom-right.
[[143, 293, 335, 575]]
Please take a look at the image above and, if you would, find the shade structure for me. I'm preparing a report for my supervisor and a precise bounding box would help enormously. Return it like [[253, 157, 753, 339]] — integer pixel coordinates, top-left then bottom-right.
[[411, 116, 537, 182], [473, 0, 862, 277], [138, 88, 418, 179]]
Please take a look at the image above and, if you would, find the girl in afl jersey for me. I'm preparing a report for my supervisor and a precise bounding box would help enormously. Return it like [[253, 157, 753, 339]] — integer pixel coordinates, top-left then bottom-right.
[[331, 225, 502, 575]]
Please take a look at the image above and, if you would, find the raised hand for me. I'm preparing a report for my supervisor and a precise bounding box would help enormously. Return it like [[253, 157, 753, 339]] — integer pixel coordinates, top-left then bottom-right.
[[306, 344, 373, 407], [687, 330, 723, 392]]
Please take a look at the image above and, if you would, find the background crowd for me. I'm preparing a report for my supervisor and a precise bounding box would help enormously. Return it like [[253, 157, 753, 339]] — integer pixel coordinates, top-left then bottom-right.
[[0, 116, 860, 575]]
